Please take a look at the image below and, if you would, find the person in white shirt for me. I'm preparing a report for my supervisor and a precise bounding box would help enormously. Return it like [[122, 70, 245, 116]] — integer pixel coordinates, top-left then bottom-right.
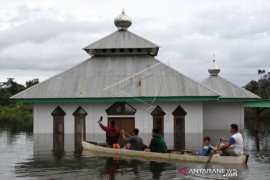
[[213, 124, 244, 156]]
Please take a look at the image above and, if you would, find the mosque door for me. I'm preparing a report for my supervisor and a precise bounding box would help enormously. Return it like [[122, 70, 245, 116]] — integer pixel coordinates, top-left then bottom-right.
[[106, 102, 136, 145], [108, 117, 135, 145], [172, 105, 187, 150]]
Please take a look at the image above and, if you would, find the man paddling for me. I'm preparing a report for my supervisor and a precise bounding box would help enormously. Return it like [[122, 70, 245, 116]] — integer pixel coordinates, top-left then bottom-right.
[[213, 124, 244, 156], [98, 117, 120, 147]]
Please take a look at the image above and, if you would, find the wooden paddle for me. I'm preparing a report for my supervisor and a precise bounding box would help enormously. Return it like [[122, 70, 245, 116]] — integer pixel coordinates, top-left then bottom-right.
[[206, 140, 221, 163]]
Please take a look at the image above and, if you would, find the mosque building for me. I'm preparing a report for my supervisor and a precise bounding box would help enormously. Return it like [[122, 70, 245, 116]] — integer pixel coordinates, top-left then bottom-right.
[[12, 10, 259, 150]]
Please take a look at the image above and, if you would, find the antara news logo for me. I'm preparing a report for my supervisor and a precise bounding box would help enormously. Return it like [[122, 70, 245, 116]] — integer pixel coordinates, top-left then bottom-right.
[[178, 166, 238, 177]]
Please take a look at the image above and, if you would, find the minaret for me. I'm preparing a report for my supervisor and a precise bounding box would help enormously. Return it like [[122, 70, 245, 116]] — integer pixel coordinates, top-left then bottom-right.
[[208, 56, 220, 76]]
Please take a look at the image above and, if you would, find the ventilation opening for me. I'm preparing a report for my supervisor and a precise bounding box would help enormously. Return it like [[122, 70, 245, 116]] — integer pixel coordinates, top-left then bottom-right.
[[106, 102, 136, 115]]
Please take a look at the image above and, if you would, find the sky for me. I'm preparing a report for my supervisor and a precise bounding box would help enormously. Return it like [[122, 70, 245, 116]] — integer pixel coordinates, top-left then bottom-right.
[[0, 0, 269, 86]]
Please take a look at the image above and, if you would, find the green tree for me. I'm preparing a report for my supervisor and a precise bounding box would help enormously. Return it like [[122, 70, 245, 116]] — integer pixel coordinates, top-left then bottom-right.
[[245, 71, 270, 132], [26, 78, 39, 88], [0, 78, 25, 105], [245, 72, 270, 99], [0, 78, 39, 106]]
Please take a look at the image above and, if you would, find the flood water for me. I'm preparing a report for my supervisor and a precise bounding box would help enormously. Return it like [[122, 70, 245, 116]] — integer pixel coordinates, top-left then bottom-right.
[[0, 119, 270, 180]]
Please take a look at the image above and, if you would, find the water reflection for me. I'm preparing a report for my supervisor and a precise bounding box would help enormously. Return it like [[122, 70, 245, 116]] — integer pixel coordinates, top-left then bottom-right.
[[0, 126, 270, 179], [27, 132, 255, 179], [149, 161, 167, 180], [255, 132, 260, 151], [101, 158, 120, 180]]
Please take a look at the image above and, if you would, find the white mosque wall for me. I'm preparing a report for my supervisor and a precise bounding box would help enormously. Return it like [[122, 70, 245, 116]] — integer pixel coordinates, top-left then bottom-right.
[[33, 102, 203, 149], [203, 102, 244, 131]]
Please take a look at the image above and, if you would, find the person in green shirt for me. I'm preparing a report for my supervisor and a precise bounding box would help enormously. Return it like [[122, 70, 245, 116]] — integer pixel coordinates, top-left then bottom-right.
[[148, 129, 168, 153]]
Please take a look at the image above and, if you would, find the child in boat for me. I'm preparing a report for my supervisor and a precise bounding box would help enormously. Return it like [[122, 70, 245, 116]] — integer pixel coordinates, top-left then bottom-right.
[[199, 137, 214, 156]]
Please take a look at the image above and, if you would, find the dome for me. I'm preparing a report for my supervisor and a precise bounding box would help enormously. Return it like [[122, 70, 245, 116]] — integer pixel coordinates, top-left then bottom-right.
[[208, 60, 220, 76], [114, 9, 132, 31]]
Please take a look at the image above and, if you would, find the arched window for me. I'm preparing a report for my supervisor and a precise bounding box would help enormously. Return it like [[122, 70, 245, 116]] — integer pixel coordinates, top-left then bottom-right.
[[51, 106, 66, 134], [151, 105, 166, 136], [51, 106, 66, 156], [106, 102, 136, 115], [172, 105, 187, 150], [73, 106, 87, 141]]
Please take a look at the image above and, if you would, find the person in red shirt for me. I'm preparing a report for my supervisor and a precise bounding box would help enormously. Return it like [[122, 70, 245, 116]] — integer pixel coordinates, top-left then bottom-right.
[[98, 117, 120, 147]]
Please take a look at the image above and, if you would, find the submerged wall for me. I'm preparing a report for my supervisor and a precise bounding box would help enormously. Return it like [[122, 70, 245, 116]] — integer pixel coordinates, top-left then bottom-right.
[[203, 102, 244, 131], [33, 102, 203, 149]]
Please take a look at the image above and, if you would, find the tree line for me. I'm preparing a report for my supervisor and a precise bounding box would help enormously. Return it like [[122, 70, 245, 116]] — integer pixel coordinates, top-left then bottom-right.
[[0, 78, 39, 132]]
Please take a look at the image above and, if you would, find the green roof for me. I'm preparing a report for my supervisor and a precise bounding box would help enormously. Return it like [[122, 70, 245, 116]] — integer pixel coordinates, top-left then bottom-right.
[[15, 96, 217, 103], [244, 100, 270, 108], [15, 96, 260, 103]]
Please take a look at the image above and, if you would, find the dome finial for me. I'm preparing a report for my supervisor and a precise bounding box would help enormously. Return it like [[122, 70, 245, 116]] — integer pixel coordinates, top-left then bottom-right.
[[208, 54, 220, 76], [114, 9, 132, 31]]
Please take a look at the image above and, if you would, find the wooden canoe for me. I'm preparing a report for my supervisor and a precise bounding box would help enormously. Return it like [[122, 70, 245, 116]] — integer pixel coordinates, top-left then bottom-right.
[[82, 141, 249, 164]]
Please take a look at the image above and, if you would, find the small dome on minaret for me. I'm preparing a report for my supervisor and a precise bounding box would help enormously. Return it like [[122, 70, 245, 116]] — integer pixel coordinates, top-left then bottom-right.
[[208, 58, 220, 76], [114, 9, 132, 31]]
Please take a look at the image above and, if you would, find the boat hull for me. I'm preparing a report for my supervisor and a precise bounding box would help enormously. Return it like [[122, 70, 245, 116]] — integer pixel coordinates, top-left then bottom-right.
[[82, 141, 248, 164]]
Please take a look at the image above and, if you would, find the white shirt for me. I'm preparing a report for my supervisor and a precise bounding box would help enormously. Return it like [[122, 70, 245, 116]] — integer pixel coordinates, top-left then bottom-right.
[[229, 132, 244, 155]]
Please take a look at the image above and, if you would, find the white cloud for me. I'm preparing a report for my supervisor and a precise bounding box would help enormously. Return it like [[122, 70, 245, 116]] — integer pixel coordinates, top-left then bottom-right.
[[0, 0, 270, 86]]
